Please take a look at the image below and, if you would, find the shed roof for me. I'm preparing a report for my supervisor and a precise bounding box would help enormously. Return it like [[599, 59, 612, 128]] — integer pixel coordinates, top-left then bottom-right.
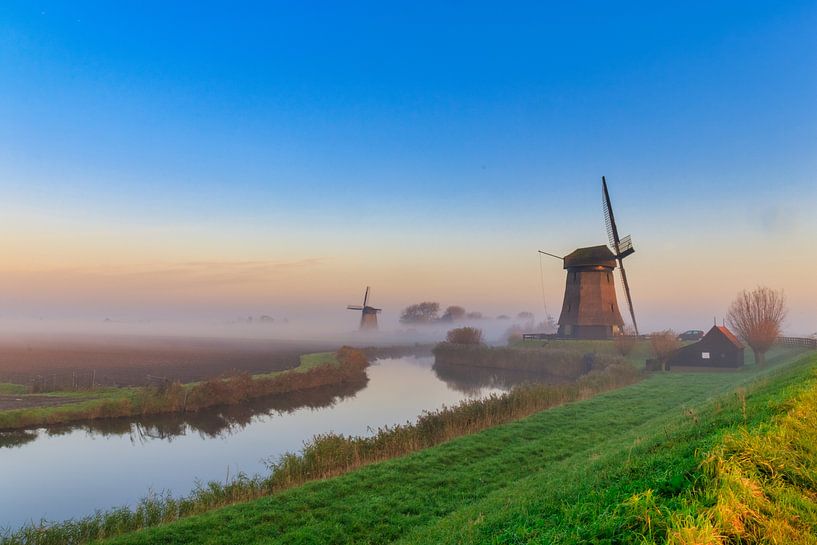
[[707, 325, 744, 349]]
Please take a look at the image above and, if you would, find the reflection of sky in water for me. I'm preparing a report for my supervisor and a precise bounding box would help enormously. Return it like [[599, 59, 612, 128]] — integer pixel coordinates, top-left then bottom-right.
[[0, 357, 515, 528]]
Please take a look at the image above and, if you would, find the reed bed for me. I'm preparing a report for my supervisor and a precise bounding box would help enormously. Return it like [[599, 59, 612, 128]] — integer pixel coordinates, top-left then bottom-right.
[[0, 347, 369, 431], [1, 360, 640, 545]]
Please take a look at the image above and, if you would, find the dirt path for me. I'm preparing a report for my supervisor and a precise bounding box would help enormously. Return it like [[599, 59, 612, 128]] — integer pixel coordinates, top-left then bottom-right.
[[0, 394, 89, 411]]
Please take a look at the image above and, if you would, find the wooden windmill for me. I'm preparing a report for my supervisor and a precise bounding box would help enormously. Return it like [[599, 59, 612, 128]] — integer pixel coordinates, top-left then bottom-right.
[[347, 286, 381, 331], [539, 177, 638, 339]]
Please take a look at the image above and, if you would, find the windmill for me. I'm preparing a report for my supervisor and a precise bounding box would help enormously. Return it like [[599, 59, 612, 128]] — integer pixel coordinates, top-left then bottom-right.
[[537, 176, 638, 339], [347, 286, 381, 331]]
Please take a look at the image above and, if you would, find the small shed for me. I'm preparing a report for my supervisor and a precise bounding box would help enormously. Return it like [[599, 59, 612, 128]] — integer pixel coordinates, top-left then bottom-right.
[[668, 325, 744, 369]]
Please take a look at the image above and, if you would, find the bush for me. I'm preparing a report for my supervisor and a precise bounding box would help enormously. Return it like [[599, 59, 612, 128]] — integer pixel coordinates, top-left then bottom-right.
[[336, 346, 368, 368], [613, 332, 637, 357], [446, 327, 484, 345]]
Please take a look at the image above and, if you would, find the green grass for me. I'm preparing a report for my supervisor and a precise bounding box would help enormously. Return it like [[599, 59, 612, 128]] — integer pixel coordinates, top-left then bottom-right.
[[297, 351, 338, 370], [621, 366, 817, 543], [87, 347, 814, 545], [0, 383, 28, 395]]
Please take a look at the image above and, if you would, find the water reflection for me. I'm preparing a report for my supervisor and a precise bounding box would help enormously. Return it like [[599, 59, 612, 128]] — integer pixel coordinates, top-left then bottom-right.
[[0, 361, 566, 450], [0, 362, 564, 449], [432, 361, 568, 395], [1, 379, 368, 448], [0, 429, 38, 449]]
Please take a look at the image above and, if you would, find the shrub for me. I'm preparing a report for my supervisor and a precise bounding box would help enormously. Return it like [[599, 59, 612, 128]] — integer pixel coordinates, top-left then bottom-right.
[[613, 331, 637, 357], [336, 346, 368, 368], [446, 327, 484, 345]]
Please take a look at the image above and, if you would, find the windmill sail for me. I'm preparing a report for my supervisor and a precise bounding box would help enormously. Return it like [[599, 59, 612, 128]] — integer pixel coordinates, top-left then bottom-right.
[[602, 176, 639, 335]]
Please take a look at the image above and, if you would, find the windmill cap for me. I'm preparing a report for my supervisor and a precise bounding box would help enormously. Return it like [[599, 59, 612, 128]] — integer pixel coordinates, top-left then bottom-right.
[[563, 245, 617, 269]]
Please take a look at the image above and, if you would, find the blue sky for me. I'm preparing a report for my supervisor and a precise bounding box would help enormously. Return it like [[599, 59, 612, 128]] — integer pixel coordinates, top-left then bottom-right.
[[0, 2, 815, 331]]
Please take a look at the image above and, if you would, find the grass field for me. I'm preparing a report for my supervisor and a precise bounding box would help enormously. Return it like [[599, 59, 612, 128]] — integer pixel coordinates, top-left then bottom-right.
[[80, 346, 815, 545]]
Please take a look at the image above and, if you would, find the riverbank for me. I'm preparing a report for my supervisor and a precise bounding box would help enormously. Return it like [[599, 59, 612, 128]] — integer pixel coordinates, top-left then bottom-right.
[[1, 359, 643, 544], [46, 347, 812, 545], [432, 342, 624, 378], [0, 347, 368, 431]]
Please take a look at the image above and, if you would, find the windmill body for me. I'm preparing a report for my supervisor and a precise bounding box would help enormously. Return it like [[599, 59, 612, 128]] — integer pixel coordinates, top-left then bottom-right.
[[347, 286, 381, 331], [358, 307, 379, 330], [556, 245, 624, 339]]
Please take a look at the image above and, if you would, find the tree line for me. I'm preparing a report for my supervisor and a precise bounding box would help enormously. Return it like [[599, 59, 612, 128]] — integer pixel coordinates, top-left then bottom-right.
[[398, 302, 539, 325]]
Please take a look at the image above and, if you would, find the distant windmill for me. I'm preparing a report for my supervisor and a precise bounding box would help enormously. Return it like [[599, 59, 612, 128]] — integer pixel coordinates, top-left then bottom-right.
[[347, 286, 381, 331], [538, 176, 638, 339]]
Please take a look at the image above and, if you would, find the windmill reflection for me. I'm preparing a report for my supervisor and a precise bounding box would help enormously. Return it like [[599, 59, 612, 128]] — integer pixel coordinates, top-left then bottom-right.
[[431, 361, 568, 396]]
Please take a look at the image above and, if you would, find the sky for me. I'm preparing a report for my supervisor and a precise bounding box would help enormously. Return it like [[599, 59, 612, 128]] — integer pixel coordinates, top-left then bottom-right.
[[0, 1, 815, 334]]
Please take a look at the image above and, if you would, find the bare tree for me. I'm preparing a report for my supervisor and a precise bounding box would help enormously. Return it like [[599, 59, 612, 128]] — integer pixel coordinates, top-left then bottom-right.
[[650, 330, 680, 371], [727, 286, 786, 367]]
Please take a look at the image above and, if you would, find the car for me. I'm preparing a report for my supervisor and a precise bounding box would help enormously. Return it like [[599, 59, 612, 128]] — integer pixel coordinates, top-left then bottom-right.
[[678, 329, 704, 341]]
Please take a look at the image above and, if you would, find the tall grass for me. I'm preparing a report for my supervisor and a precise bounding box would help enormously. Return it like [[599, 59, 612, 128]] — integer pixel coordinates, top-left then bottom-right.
[[0, 347, 369, 431], [433, 342, 623, 378], [0, 361, 640, 545], [622, 367, 817, 544], [268, 362, 639, 488]]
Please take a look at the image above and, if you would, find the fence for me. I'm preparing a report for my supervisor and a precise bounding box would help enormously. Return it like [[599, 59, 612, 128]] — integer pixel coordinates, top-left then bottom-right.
[[521, 333, 558, 340], [777, 336, 817, 349], [1, 370, 122, 393], [521, 333, 650, 341]]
